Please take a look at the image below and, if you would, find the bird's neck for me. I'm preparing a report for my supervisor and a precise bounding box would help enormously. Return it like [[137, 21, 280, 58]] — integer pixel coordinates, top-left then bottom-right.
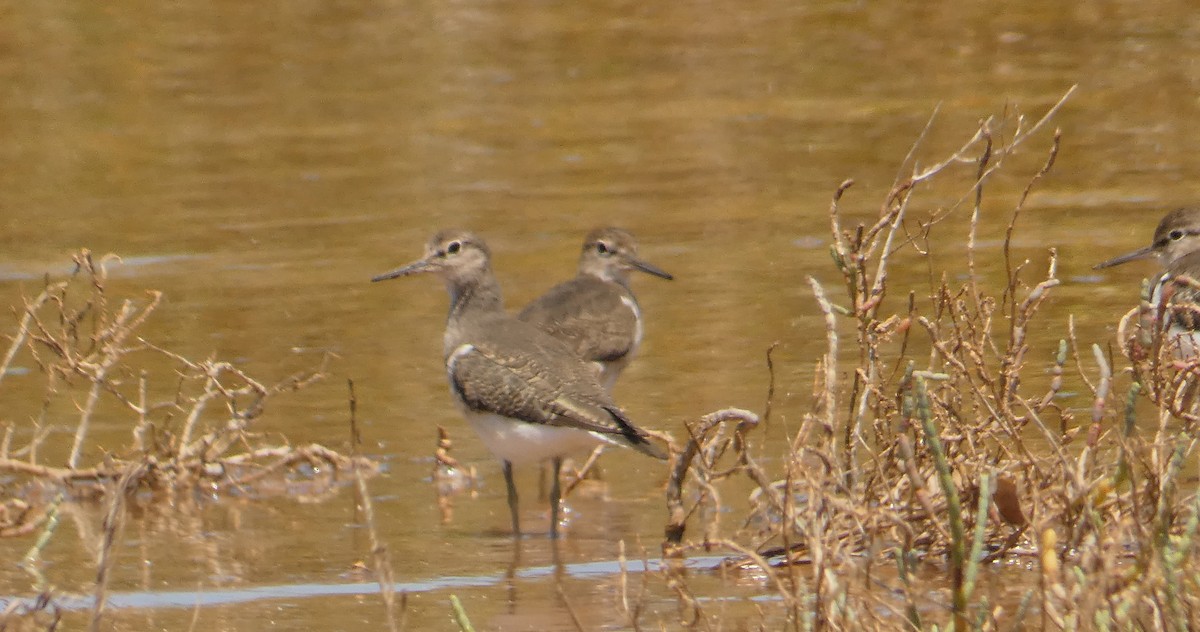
[[447, 273, 504, 324], [581, 267, 629, 289]]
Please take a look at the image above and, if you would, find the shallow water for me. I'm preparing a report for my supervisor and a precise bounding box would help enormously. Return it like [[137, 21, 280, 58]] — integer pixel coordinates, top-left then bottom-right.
[[1, 0, 1198, 628]]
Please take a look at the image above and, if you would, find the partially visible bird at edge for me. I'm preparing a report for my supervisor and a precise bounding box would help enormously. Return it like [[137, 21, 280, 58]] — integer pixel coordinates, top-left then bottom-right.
[[1094, 207, 1200, 358]]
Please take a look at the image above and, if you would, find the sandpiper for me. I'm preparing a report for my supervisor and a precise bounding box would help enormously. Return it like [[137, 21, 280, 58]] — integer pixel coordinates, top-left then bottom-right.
[[1094, 207, 1200, 356], [519, 228, 673, 393], [372, 230, 667, 538]]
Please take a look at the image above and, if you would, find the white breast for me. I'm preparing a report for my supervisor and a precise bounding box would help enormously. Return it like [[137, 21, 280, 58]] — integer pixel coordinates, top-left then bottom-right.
[[620, 294, 643, 348], [1150, 280, 1200, 359]]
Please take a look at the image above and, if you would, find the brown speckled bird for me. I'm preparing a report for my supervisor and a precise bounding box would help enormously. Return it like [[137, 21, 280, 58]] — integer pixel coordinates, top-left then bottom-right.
[[519, 228, 673, 393], [1095, 207, 1200, 355], [372, 230, 666, 538]]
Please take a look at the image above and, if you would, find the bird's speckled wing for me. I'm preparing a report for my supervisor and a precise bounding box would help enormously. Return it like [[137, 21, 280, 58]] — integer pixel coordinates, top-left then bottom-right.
[[448, 320, 615, 429], [518, 277, 638, 362], [446, 317, 665, 458]]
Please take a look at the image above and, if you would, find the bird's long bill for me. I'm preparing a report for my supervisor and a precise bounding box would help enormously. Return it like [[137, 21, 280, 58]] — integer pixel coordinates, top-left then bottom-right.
[[371, 256, 437, 282], [627, 256, 674, 280], [1093, 244, 1155, 270]]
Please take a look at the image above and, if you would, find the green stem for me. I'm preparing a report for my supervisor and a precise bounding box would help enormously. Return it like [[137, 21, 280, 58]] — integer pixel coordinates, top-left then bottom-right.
[[450, 595, 475, 632], [914, 376, 967, 628]]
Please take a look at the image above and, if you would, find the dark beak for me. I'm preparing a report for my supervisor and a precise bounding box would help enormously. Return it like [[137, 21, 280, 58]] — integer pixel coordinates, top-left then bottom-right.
[[1093, 244, 1156, 270], [371, 256, 437, 282], [626, 256, 673, 281]]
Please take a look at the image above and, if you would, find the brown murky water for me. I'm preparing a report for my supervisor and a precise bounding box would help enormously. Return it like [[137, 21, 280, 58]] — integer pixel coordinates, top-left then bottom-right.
[[2, 1, 1199, 629]]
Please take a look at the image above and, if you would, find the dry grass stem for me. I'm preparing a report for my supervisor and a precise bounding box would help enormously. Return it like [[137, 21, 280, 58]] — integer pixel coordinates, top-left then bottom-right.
[[346, 379, 403, 632], [652, 87, 1200, 630]]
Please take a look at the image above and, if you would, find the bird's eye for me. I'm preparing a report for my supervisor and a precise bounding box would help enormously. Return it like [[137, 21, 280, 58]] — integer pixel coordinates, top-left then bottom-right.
[[447, 241, 462, 254], [596, 242, 610, 255], [1170, 230, 1186, 241]]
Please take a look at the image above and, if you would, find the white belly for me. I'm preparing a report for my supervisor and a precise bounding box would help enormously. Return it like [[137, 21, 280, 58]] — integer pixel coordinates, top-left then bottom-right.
[[462, 410, 609, 465], [1166, 324, 1200, 359]]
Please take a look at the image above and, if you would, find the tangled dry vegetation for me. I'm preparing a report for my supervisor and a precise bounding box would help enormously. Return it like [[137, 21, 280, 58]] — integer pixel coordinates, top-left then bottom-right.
[[0, 254, 373, 628], [653, 87, 1200, 631]]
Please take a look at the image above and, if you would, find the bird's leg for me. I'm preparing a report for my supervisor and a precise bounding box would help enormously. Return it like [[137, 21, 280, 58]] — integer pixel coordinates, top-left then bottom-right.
[[549, 456, 563, 539], [503, 460, 520, 537]]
